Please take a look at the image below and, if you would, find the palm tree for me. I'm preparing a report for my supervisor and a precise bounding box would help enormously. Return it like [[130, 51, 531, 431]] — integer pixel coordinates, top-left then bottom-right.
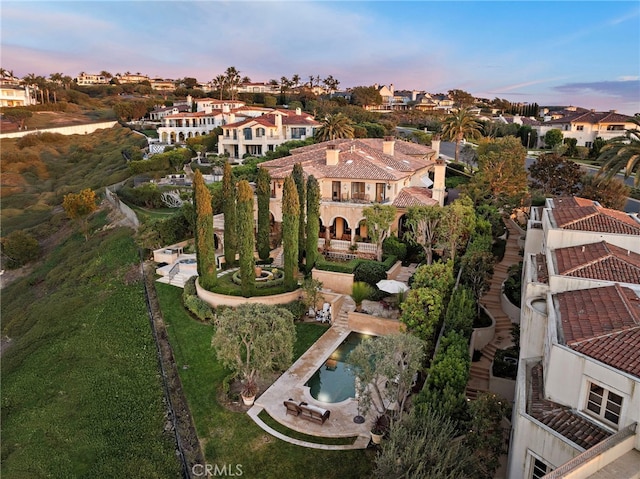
[[212, 74, 226, 100], [314, 113, 355, 141], [596, 118, 640, 187], [224, 66, 241, 100], [441, 108, 482, 163], [291, 73, 300, 88]]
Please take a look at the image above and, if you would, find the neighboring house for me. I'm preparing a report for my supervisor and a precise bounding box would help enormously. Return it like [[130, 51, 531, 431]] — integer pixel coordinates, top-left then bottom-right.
[[508, 196, 640, 479], [150, 78, 176, 92], [149, 104, 191, 121], [193, 98, 246, 114], [217, 108, 320, 159], [116, 73, 150, 84], [237, 82, 280, 95], [533, 109, 638, 148], [259, 137, 445, 255], [412, 92, 455, 113], [75, 73, 109, 85], [0, 84, 35, 107]]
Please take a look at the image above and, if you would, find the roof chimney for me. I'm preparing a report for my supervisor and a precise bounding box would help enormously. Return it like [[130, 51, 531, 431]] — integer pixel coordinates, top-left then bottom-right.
[[326, 144, 339, 165], [295, 107, 301, 115], [383, 136, 395, 156], [609, 109, 617, 113]]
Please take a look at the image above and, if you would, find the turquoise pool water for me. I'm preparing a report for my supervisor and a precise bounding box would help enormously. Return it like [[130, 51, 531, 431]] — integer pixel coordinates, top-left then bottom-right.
[[305, 332, 372, 403]]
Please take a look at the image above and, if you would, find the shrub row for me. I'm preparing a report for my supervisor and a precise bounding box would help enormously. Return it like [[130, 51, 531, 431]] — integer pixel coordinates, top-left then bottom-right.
[[182, 276, 215, 321], [315, 254, 397, 276]]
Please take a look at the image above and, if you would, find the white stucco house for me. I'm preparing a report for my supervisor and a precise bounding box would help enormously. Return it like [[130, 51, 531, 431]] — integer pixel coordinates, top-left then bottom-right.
[[217, 108, 320, 160], [508, 196, 640, 479], [533, 108, 639, 149]]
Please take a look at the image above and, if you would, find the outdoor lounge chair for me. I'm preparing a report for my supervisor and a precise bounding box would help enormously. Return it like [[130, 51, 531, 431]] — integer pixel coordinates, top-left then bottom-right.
[[283, 399, 301, 416], [298, 402, 330, 424]]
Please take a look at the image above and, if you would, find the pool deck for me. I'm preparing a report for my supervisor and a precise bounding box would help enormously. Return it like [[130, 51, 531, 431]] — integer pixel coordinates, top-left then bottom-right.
[[250, 294, 372, 449]]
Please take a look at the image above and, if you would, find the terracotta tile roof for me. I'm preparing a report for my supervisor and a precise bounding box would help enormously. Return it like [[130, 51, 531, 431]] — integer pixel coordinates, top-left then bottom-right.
[[223, 113, 319, 129], [571, 329, 640, 378], [356, 138, 436, 157], [164, 111, 216, 119], [528, 363, 611, 449], [260, 140, 433, 182], [550, 198, 640, 235], [554, 241, 640, 284], [392, 187, 438, 207], [544, 110, 635, 125], [555, 285, 640, 377]]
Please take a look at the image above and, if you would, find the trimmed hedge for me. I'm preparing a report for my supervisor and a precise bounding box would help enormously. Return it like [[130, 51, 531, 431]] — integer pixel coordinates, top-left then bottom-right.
[[182, 276, 215, 321], [314, 255, 397, 276], [231, 268, 285, 289]]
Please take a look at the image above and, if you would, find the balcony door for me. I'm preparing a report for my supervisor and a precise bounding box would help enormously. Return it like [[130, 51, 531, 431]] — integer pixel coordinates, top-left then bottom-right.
[[376, 183, 386, 203], [332, 181, 341, 201]]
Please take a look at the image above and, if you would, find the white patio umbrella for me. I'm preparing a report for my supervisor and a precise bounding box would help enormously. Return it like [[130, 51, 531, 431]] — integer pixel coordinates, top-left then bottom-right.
[[376, 279, 410, 294]]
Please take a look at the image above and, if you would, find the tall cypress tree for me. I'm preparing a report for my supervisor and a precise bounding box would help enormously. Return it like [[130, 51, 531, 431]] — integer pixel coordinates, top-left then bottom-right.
[[292, 163, 306, 265], [193, 170, 217, 289], [256, 167, 271, 261], [222, 161, 237, 267], [236, 180, 255, 297], [282, 176, 300, 290], [305, 175, 320, 273]]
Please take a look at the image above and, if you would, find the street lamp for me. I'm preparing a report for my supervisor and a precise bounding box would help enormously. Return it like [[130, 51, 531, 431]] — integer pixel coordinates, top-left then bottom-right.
[[527, 132, 531, 149]]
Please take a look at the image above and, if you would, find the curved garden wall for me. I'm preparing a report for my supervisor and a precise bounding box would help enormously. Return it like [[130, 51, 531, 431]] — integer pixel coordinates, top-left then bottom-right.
[[196, 279, 301, 307]]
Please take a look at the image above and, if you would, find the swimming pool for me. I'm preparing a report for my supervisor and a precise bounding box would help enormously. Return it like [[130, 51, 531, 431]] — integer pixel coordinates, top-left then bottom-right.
[[305, 332, 373, 403]]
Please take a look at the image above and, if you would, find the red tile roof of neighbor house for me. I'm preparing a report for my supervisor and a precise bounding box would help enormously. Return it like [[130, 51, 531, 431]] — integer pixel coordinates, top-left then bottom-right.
[[551, 197, 640, 235], [554, 241, 640, 284], [392, 187, 438, 207], [291, 137, 436, 158], [545, 110, 635, 125], [260, 139, 434, 182], [555, 284, 640, 377], [528, 363, 611, 449]]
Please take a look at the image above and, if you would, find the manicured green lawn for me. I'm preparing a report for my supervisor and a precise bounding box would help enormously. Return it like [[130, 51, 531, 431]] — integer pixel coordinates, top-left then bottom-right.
[[1, 223, 181, 478], [156, 284, 374, 479]]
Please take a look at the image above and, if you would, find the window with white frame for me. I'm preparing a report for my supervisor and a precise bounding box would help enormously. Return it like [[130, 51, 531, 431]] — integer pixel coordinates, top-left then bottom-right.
[[576, 125, 584, 131], [585, 382, 623, 425], [531, 457, 553, 479]]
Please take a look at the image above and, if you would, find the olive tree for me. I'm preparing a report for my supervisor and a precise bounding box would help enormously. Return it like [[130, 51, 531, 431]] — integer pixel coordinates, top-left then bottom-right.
[[211, 303, 296, 397], [348, 333, 424, 420], [363, 204, 396, 262]]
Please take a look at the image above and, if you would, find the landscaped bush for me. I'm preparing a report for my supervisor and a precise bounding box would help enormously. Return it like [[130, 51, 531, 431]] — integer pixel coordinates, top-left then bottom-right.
[[182, 276, 215, 321], [503, 262, 523, 307], [492, 347, 518, 379], [231, 268, 284, 289], [354, 261, 387, 286], [281, 300, 307, 320], [444, 286, 475, 338], [382, 236, 407, 262]]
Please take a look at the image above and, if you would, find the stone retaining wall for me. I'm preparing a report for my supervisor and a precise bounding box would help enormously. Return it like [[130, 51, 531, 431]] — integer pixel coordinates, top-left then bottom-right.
[[196, 279, 301, 307]]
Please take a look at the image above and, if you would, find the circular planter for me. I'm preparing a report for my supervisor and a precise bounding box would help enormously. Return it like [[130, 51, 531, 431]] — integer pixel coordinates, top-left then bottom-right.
[[370, 432, 383, 445], [241, 394, 256, 406]]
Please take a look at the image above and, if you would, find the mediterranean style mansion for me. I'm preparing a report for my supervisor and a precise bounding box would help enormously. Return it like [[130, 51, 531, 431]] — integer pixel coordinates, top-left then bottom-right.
[[259, 137, 445, 254], [154, 97, 319, 159], [509, 196, 640, 478]]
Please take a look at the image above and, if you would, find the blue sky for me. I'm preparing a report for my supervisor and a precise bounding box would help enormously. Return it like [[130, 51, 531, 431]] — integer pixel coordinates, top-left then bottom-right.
[[2, 1, 639, 114]]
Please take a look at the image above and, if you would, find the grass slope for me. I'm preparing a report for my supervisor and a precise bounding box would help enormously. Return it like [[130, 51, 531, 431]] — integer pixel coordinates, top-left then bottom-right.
[[1, 217, 181, 478], [156, 283, 374, 479], [1, 125, 146, 235]]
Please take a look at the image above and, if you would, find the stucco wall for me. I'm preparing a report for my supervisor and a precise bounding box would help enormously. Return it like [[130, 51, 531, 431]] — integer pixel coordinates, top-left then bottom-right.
[[348, 311, 403, 336], [470, 306, 496, 352], [501, 289, 521, 324], [386, 261, 403, 280], [311, 268, 354, 295], [196, 279, 302, 307], [0, 121, 118, 139]]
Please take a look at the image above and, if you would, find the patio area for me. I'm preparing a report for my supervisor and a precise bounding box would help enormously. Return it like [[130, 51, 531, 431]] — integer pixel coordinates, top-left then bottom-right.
[[249, 295, 373, 449]]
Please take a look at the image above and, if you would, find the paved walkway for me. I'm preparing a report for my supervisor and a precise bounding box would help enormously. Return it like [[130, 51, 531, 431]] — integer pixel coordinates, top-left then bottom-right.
[[466, 220, 522, 399]]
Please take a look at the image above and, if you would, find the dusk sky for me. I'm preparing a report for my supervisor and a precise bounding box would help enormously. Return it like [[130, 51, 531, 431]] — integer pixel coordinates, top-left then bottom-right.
[[2, 1, 639, 114]]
